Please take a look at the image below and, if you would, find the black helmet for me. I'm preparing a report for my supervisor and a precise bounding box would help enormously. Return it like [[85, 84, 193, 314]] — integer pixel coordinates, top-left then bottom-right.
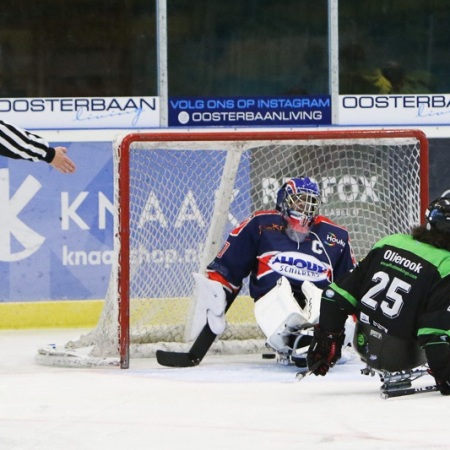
[[425, 197, 450, 233]]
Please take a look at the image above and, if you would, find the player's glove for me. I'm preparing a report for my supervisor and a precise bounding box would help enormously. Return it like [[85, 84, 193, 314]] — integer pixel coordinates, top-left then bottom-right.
[[307, 325, 345, 376], [429, 366, 450, 396], [424, 342, 450, 396]]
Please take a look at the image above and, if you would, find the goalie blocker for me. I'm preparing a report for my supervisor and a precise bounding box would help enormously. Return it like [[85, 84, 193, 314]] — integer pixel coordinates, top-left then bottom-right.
[[187, 273, 228, 341]]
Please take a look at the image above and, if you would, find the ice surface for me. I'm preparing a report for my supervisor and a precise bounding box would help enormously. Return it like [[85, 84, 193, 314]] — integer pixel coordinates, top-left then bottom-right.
[[0, 329, 448, 450]]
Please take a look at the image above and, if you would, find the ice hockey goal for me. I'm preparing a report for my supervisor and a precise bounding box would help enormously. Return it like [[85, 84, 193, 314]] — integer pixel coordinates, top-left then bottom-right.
[[37, 129, 428, 368]]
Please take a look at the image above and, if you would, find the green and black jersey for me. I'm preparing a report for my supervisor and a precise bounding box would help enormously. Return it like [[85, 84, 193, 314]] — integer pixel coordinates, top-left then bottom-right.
[[322, 233, 450, 344]]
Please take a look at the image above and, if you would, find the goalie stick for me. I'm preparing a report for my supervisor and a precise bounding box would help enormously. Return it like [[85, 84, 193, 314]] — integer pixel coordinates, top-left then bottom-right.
[[156, 322, 217, 367], [156, 276, 232, 368]]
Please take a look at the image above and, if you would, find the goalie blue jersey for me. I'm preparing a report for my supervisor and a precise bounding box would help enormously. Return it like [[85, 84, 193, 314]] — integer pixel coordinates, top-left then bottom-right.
[[207, 210, 355, 303]]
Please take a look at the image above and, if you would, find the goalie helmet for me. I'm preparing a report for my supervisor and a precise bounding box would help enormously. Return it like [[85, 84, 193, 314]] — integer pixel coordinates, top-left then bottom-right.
[[276, 177, 321, 234], [425, 197, 450, 233]]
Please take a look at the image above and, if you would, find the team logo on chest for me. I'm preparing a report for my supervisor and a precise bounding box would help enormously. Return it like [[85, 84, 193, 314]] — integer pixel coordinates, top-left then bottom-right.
[[266, 251, 330, 282]]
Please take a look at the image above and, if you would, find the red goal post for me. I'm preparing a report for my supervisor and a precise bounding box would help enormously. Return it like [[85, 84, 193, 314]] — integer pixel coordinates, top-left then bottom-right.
[[37, 128, 429, 369]]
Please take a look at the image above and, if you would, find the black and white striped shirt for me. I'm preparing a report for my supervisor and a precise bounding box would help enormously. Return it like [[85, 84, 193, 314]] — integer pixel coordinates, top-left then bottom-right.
[[0, 120, 55, 163]]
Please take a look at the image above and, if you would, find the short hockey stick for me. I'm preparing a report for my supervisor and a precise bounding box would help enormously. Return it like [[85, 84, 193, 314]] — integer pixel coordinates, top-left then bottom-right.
[[381, 384, 438, 399], [295, 358, 328, 381]]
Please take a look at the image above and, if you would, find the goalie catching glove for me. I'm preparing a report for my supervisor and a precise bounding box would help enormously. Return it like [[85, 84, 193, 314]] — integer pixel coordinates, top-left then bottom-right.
[[307, 325, 345, 376]]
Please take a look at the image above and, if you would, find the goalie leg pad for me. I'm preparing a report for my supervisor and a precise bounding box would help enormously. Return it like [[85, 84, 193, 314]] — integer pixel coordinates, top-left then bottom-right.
[[187, 273, 227, 341], [254, 276, 306, 337], [301, 280, 322, 324], [266, 312, 309, 355], [254, 277, 309, 354]]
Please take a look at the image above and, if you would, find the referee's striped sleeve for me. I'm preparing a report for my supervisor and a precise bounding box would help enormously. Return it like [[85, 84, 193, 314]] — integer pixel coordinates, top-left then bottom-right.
[[0, 120, 54, 162]]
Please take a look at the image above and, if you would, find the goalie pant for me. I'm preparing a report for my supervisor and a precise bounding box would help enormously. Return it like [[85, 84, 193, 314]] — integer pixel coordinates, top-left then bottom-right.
[[206, 209, 355, 305]]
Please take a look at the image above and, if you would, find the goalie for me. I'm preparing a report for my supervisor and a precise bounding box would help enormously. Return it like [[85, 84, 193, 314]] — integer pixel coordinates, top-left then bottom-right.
[[194, 176, 356, 366]]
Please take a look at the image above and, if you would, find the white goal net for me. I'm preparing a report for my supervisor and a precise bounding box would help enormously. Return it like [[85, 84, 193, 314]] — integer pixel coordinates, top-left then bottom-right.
[[37, 129, 428, 368]]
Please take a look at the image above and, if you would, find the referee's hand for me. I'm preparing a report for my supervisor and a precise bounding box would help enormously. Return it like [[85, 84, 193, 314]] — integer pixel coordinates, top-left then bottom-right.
[[50, 146, 76, 174]]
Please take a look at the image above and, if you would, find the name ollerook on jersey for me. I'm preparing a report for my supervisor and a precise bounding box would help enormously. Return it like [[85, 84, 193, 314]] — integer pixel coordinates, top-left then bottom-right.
[[383, 249, 423, 273]]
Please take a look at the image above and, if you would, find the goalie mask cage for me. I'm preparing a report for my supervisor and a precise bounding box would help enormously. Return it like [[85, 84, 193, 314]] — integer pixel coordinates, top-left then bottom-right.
[[36, 129, 428, 368]]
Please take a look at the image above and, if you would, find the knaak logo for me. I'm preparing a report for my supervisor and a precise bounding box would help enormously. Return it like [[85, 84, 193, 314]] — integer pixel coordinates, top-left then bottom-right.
[[0, 169, 45, 261]]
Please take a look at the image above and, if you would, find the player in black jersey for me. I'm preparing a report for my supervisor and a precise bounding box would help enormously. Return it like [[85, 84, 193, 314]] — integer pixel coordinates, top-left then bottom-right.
[[307, 197, 450, 395]]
